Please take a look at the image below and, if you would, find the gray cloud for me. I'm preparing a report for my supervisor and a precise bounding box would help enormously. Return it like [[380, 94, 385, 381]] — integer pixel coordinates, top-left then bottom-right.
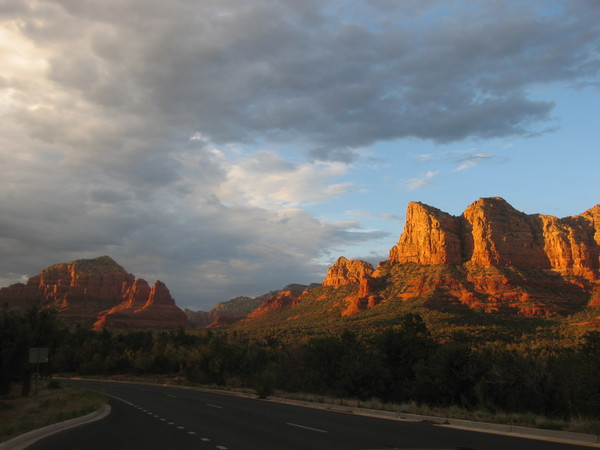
[[10, 1, 598, 158]]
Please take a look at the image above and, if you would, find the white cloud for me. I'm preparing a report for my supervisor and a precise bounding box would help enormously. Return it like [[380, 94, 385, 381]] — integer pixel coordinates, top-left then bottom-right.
[[454, 152, 495, 171], [213, 150, 353, 208], [406, 171, 439, 191], [410, 148, 509, 172]]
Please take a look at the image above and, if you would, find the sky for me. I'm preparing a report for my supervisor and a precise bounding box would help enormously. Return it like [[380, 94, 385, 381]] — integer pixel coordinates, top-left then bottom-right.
[[1, 0, 599, 311]]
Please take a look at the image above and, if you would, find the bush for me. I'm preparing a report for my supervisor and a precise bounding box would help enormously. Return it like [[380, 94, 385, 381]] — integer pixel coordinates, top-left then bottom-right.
[[47, 380, 61, 390], [254, 368, 276, 399]]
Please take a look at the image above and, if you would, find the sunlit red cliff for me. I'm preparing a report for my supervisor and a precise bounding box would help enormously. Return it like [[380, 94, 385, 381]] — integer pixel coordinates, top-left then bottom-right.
[[0, 256, 190, 330], [207, 197, 600, 325]]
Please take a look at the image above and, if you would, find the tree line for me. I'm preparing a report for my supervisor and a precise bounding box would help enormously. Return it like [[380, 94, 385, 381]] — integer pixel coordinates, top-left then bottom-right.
[[2, 305, 600, 419]]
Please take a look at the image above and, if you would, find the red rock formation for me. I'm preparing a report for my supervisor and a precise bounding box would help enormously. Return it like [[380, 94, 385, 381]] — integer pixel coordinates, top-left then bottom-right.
[[389, 197, 600, 278], [121, 278, 152, 309], [389, 202, 463, 264], [93, 281, 189, 330], [321, 257, 384, 316], [245, 286, 306, 320], [461, 198, 550, 267], [0, 256, 134, 322], [322, 257, 374, 287], [341, 276, 384, 316], [0, 256, 190, 330], [191, 284, 320, 327], [386, 198, 598, 316], [326, 198, 599, 317], [206, 295, 268, 327]]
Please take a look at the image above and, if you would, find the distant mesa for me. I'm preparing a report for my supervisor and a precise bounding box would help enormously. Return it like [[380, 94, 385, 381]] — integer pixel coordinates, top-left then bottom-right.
[[187, 295, 264, 327], [186, 284, 319, 327], [0, 256, 190, 330], [244, 284, 309, 320]]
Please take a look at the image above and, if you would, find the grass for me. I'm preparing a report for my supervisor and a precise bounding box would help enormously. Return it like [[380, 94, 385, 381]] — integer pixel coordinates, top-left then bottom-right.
[[270, 391, 600, 436], [0, 380, 106, 443]]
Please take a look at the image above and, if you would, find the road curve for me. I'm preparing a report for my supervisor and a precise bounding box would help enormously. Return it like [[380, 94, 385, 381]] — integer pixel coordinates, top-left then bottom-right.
[[27, 379, 596, 450]]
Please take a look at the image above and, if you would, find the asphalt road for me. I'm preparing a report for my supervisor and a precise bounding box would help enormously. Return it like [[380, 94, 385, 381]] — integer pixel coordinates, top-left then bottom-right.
[[27, 379, 596, 450]]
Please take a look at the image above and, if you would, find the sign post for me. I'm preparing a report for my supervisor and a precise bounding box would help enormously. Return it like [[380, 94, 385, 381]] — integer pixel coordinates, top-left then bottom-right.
[[29, 347, 49, 398]]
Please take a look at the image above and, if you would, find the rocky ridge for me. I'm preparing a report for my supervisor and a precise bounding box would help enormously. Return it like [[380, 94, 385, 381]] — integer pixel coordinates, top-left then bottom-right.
[[214, 197, 600, 326], [359, 197, 598, 316], [186, 284, 320, 327], [244, 284, 310, 320], [389, 198, 600, 274], [5, 198, 599, 331], [0, 256, 190, 330]]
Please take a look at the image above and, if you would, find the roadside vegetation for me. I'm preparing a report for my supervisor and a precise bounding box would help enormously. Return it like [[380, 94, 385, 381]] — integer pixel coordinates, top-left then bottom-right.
[[2, 305, 600, 436], [0, 381, 105, 443]]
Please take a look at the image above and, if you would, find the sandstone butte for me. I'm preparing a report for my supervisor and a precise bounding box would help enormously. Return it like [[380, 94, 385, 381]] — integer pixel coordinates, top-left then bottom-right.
[[236, 197, 599, 321], [0, 256, 190, 330], [326, 197, 600, 317]]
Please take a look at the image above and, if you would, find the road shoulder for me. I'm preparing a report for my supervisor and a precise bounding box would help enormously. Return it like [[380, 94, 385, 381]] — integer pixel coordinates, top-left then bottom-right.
[[0, 404, 111, 450]]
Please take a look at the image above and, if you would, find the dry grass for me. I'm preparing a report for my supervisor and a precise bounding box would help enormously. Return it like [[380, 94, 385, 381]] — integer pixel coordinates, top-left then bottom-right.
[[273, 391, 600, 435], [0, 380, 105, 443]]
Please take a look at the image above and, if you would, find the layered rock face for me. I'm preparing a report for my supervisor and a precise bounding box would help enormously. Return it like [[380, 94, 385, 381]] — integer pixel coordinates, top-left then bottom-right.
[[0, 256, 190, 330], [93, 280, 190, 330], [245, 285, 307, 319], [321, 258, 382, 316], [322, 257, 375, 287], [390, 197, 600, 277], [334, 198, 600, 317], [389, 202, 463, 264], [188, 283, 322, 327]]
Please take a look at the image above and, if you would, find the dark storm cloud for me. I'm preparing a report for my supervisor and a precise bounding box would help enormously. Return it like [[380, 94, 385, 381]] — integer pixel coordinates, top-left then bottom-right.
[[12, 0, 598, 161]]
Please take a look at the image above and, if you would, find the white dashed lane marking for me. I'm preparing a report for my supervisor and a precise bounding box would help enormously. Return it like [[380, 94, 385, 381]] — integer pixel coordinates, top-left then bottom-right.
[[129, 401, 229, 447], [286, 422, 328, 433], [107, 394, 135, 406]]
